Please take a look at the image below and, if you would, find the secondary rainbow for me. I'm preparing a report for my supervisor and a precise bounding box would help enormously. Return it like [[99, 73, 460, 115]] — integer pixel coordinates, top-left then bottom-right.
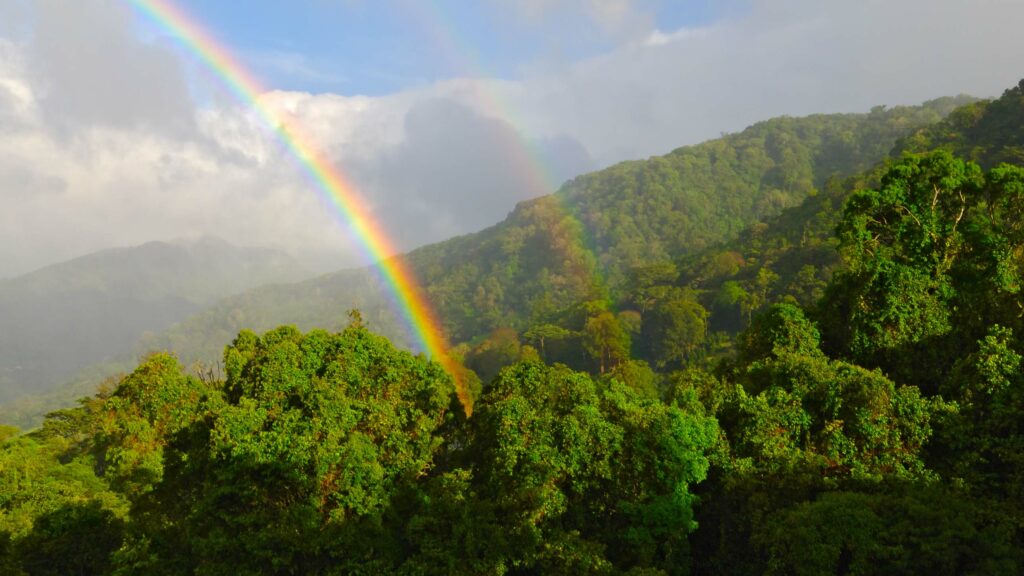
[[414, 0, 608, 284], [127, 0, 468, 409]]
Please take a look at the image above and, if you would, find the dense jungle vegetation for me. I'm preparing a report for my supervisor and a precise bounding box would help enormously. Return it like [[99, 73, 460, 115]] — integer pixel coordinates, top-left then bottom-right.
[[4, 83, 1024, 574]]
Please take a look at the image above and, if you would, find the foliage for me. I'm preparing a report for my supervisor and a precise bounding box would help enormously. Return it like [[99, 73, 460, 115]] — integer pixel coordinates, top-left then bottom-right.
[[641, 295, 708, 369], [756, 488, 1020, 575], [10, 85, 1024, 574], [583, 311, 632, 374], [134, 325, 455, 574], [0, 326, 723, 574], [449, 361, 718, 573], [896, 80, 1024, 168]]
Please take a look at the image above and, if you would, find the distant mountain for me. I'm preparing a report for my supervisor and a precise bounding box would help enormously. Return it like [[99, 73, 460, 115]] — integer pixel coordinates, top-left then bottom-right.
[[0, 236, 309, 402]]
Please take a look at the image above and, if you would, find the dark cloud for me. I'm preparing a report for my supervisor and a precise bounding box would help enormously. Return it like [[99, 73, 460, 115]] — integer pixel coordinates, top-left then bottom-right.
[[359, 98, 593, 249]]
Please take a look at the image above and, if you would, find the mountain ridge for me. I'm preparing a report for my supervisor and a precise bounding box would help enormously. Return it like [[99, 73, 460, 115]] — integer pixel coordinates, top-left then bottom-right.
[[0, 237, 310, 404], [140, 95, 977, 364]]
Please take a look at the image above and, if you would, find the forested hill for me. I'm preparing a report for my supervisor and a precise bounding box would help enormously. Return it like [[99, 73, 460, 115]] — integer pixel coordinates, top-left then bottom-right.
[[145, 96, 972, 363], [896, 78, 1024, 167], [0, 95, 973, 427], [5, 80, 1024, 572], [0, 237, 308, 404], [666, 80, 1024, 362]]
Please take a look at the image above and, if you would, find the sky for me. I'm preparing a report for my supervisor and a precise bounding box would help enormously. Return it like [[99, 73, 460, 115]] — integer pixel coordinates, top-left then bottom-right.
[[1, 0, 1024, 277], [165, 0, 729, 95]]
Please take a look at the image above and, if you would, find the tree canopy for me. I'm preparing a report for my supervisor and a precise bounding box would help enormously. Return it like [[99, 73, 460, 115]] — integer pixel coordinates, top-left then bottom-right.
[[7, 85, 1024, 574]]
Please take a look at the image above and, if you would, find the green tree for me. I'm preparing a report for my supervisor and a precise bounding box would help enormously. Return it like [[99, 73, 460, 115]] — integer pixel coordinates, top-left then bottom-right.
[[523, 323, 573, 361], [582, 311, 631, 374], [14, 502, 125, 576], [712, 280, 751, 333], [0, 413, 125, 574], [627, 262, 679, 313], [642, 297, 709, 369], [129, 325, 456, 574], [936, 326, 1024, 506], [756, 489, 1020, 576], [723, 351, 939, 481], [455, 361, 718, 573], [607, 359, 660, 400], [465, 327, 525, 383], [748, 267, 780, 321], [96, 353, 209, 498], [737, 303, 822, 365], [717, 304, 942, 480], [820, 151, 985, 380]]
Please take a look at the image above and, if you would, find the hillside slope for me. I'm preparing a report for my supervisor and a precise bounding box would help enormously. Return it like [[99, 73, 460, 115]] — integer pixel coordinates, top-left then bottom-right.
[[151, 97, 973, 360], [660, 81, 1024, 368], [0, 236, 309, 402]]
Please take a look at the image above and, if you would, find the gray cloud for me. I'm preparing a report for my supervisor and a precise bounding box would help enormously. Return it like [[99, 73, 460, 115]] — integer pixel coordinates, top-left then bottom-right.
[[28, 0, 193, 132], [500, 0, 1024, 164], [357, 98, 592, 248], [0, 160, 64, 197]]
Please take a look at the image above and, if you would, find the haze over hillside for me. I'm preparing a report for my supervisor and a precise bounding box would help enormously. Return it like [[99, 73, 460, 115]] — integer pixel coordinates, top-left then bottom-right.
[[0, 94, 975, 428], [4, 1, 1024, 572], [0, 236, 309, 403], [144, 96, 974, 360]]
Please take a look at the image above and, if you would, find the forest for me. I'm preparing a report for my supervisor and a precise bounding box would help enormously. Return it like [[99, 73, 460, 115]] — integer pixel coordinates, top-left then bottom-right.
[[3, 82, 1024, 574]]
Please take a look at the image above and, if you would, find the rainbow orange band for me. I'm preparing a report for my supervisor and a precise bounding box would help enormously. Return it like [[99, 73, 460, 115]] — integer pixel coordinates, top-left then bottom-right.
[[128, 0, 468, 411]]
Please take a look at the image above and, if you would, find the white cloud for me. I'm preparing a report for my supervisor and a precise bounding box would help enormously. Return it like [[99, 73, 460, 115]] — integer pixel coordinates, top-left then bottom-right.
[[642, 26, 706, 47], [0, 110, 358, 275], [0, 39, 34, 127], [0, 26, 592, 276]]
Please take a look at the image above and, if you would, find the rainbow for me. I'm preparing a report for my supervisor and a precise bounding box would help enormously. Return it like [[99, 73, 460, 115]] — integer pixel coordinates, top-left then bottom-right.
[[127, 0, 470, 411]]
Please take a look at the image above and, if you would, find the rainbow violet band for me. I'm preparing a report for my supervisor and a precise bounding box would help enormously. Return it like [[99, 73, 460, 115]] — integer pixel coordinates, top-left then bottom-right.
[[128, 0, 469, 412]]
